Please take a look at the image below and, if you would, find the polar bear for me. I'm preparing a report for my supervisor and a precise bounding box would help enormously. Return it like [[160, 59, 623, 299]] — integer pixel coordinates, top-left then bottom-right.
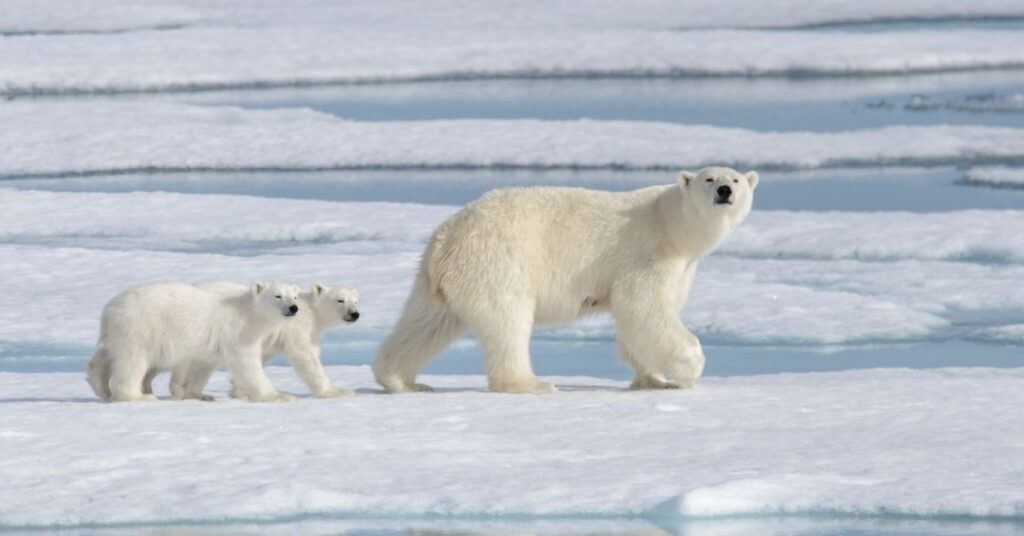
[[86, 281, 300, 402], [373, 166, 758, 394], [184, 281, 360, 398]]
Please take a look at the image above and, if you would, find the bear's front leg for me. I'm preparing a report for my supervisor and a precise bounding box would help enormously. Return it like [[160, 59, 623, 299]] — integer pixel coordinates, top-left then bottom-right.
[[612, 283, 706, 389], [619, 341, 681, 389], [287, 348, 355, 398], [227, 347, 296, 403]]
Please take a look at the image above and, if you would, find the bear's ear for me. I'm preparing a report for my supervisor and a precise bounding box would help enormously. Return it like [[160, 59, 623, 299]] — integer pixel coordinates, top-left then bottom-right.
[[746, 171, 759, 191], [312, 282, 327, 298], [678, 170, 697, 187], [251, 281, 267, 296]]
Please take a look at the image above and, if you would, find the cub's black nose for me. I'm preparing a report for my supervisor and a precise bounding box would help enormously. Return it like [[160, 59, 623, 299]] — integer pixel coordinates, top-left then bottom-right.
[[717, 185, 732, 198], [288, 305, 298, 314], [350, 312, 360, 320]]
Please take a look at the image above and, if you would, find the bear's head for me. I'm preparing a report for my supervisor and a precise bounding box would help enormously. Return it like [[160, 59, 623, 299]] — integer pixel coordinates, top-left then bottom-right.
[[310, 283, 360, 324], [678, 166, 758, 226], [251, 281, 301, 318]]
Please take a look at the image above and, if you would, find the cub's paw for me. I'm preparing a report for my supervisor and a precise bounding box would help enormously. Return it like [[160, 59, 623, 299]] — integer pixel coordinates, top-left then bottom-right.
[[267, 392, 297, 403], [315, 387, 356, 399]]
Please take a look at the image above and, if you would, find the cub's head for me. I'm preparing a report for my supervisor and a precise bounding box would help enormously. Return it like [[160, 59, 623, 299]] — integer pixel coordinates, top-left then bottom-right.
[[679, 166, 758, 224], [251, 281, 301, 318], [311, 283, 360, 324]]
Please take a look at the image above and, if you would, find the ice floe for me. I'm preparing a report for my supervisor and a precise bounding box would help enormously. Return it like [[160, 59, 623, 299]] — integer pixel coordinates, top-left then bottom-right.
[[965, 166, 1024, 188], [4, 102, 1024, 177], [0, 366, 1022, 527]]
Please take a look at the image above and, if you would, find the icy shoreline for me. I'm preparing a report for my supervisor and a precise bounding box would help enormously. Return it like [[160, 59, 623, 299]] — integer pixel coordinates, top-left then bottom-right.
[[1, 366, 1022, 527]]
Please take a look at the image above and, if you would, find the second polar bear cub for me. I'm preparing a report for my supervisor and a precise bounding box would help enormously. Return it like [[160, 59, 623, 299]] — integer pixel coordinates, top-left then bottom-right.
[[194, 282, 360, 398], [374, 166, 758, 394], [86, 281, 300, 402]]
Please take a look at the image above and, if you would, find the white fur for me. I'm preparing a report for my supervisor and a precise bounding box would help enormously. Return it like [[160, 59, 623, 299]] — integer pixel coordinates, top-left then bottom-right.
[[194, 281, 360, 399], [373, 166, 758, 394], [85, 281, 300, 402]]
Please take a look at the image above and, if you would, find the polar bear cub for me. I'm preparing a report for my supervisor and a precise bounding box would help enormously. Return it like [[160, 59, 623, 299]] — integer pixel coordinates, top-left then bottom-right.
[[86, 281, 300, 402], [373, 166, 758, 394], [194, 282, 360, 398]]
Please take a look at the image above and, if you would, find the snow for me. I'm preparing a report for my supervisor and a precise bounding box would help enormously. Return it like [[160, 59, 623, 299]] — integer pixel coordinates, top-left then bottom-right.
[[729, 210, 1024, 262], [965, 166, 1024, 187], [974, 324, 1024, 342], [2, 189, 1023, 348], [5, 0, 1024, 96], [5, 28, 1024, 95], [7, 0, 1024, 33], [0, 365, 1022, 528], [5, 102, 1024, 177]]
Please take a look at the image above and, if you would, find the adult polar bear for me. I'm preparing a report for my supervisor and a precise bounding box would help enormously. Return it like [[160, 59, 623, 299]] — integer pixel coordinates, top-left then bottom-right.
[[374, 166, 758, 394]]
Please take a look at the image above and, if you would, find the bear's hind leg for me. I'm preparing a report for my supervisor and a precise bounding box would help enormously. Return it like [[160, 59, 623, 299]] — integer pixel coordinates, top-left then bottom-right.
[[169, 365, 190, 400], [374, 274, 467, 393], [183, 362, 218, 401], [141, 367, 159, 395], [85, 349, 113, 401], [108, 353, 156, 402], [471, 308, 555, 394]]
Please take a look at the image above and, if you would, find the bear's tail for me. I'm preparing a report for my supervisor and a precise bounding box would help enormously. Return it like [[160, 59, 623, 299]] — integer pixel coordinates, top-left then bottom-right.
[[373, 269, 465, 393], [85, 348, 113, 401]]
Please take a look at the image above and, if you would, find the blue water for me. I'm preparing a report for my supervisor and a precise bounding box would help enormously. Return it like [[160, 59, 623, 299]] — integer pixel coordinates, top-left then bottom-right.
[[8, 166, 1024, 211], [180, 73, 1024, 132]]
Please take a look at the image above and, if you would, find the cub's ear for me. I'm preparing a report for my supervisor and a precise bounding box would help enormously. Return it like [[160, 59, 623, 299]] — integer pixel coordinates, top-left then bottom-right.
[[746, 171, 759, 191], [251, 281, 268, 295], [312, 282, 327, 298], [678, 170, 697, 187]]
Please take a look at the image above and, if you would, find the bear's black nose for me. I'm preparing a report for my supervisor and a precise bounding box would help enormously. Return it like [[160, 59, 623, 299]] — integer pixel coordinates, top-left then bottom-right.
[[350, 312, 360, 321], [717, 185, 732, 198], [288, 305, 298, 314]]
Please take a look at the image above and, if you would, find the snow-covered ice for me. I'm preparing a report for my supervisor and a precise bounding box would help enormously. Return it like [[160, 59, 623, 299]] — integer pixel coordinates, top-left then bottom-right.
[[5, 0, 1024, 95], [7, 0, 1024, 33], [0, 366, 1021, 527], [966, 166, 1024, 188], [5, 102, 1024, 177]]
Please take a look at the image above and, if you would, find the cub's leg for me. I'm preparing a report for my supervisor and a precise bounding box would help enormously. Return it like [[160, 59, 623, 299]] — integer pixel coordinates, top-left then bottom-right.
[[287, 347, 354, 398], [227, 347, 295, 403], [108, 351, 156, 402]]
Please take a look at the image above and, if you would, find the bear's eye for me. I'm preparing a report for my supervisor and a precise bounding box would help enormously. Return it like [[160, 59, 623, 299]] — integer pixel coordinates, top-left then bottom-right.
[[275, 295, 282, 299], [337, 299, 345, 303], [705, 178, 713, 183], [733, 179, 739, 184]]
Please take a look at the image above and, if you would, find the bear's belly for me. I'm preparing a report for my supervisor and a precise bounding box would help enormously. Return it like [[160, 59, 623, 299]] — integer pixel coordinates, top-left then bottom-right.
[[533, 292, 609, 326]]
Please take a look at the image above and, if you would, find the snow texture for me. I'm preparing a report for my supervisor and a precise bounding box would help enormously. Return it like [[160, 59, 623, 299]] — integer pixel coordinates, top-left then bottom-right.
[[0, 366, 1022, 528], [5, 102, 1024, 177]]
